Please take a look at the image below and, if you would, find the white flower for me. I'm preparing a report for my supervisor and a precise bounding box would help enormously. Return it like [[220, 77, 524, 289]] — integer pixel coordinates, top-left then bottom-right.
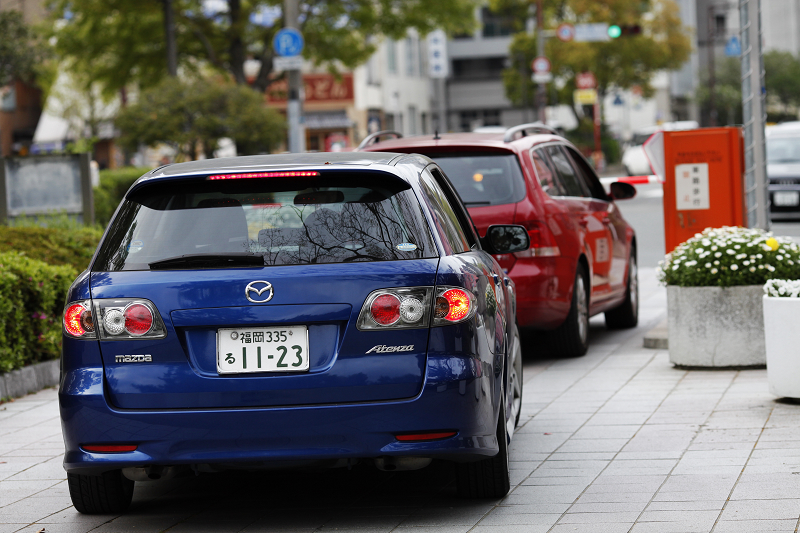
[[757, 254, 763, 259], [715, 252, 722, 258], [767, 265, 775, 272], [714, 260, 720, 265], [750, 267, 756, 272], [705, 263, 712, 268], [726, 249, 736, 255], [777, 255, 784, 260], [702, 239, 711, 246], [711, 268, 718, 274], [759, 265, 764, 269], [711, 246, 718, 251], [731, 264, 739, 271], [743, 261, 750, 266], [734, 245, 741, 249], [736, 253, 747, 260], [696, 248, 705, 254]]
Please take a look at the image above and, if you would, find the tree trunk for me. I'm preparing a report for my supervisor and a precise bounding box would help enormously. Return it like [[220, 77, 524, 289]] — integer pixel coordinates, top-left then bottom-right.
[[228, 0, 246, 84]]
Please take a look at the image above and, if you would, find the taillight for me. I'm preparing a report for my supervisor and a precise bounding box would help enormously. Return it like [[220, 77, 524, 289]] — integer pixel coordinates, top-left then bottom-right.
[[357, 287, 432, 330], [433, 286, 476, 325], [395, 431, 457, 442], [124, 304, 154, 336], [518, 220, 561, 257], [95, 299, 166, 340], [63, 301, 96, 338]]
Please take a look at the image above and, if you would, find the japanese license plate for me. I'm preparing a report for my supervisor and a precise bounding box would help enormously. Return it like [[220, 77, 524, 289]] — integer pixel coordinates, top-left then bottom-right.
[[774, 191, 800, 207], [217, 326, 309, 374]]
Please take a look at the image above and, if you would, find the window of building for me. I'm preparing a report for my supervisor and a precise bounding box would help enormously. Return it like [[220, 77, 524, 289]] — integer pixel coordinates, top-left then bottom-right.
[[481, 7, 516, 38], [387, 40, 397, 74], [405, 37, 417, 76], [452, 57, 506, 80]]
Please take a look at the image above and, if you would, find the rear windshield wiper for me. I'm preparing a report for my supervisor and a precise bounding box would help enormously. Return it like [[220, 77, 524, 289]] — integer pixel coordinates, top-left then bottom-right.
[[463, 201, 492, 206], [149, 253, 265, 270]]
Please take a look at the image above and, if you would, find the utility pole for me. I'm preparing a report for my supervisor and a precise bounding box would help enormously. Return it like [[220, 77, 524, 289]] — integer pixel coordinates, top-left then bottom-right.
[[284, 0, 305, 152], [536, 0, 546, 123], [163, 0, 177, 76], [707, 4, 717, 127], [740, 0, 769, 229]]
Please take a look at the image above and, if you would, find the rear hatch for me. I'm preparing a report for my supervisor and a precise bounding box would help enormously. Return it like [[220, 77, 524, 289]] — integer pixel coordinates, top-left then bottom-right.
[[413, 151, 525, 235], [89, 169, 440, 410]]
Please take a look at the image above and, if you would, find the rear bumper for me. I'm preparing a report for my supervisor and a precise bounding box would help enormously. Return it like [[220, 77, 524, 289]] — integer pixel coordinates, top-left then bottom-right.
[[59, 355, 499, 474]]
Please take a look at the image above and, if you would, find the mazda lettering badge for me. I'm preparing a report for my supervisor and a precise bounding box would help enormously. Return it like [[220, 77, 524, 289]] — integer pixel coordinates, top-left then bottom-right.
[[245, 280, 274, 303]]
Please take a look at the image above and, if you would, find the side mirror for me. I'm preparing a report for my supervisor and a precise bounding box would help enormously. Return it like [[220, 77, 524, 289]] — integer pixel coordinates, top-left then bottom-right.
[[482, 225, 530, 255], [609, 181, 637, 200]]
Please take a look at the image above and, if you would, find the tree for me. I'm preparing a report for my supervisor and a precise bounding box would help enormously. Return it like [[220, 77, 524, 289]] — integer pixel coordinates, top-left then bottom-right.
[[695, 57, 741, 126], [498, 0, 691, 120], [764, 51, 800, 118], [115, 77, 286, 159], [47, 0, 480, 96], [0, 10, 47, 86]]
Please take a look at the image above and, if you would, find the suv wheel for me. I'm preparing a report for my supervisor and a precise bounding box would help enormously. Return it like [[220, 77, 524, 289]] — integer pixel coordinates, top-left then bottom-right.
[[550, 263, 589, 357], [68, 470, 134, 514], [456, 400, 511, 499], [605, 253, 639, 329]]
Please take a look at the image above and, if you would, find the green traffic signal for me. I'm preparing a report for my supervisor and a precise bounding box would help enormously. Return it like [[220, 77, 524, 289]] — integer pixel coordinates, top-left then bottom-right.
[[608, 25, 622, 38]]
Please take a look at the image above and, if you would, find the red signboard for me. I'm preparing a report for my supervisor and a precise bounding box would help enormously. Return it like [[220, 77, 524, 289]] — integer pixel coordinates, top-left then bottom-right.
[[576, 72, 597, 90], [266, 73, 354, 104]]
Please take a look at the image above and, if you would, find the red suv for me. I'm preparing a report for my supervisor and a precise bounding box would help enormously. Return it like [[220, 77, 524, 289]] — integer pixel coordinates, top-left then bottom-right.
[[361, 124, 638, 356]]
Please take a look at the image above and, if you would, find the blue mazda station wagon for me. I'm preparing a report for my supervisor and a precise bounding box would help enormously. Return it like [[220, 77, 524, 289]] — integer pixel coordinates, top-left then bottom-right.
[[60, 152, 529, 513]]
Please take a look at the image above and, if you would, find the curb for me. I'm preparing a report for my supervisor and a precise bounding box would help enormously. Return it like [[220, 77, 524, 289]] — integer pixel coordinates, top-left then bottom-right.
[[644, 318, 668, 349], [0, 359, 59, 400]]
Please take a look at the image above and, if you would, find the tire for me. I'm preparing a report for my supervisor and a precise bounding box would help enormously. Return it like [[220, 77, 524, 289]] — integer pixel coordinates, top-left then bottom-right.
[[68, 470, 134, 514], [605, 253, 639, 329], [508, 329, 523, 429], [550, 262, 590, 357], [456, 401, 511, 499]]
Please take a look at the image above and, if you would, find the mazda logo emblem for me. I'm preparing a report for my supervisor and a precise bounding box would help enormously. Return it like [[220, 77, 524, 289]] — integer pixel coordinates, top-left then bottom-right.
[[245, 280, 274, 303]]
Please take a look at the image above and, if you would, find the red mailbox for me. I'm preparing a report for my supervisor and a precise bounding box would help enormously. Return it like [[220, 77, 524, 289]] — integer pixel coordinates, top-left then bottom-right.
[[645, 127, 745, 253]]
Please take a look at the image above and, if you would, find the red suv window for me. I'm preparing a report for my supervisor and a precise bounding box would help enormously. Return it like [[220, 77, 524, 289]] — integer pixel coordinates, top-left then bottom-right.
[[427, 153, 526, 207]]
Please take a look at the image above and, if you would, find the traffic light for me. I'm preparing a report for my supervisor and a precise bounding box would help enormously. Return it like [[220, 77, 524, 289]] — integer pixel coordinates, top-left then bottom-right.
[[607, 24, 642, 38]]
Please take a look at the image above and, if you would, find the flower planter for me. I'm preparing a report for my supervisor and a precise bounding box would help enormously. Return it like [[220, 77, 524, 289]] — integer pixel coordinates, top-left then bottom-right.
[[763, 295, 800, 398], [667, 285, 765, 367]]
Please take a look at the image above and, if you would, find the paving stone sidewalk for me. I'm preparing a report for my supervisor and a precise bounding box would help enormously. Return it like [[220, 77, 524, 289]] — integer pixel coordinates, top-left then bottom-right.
[[1, 269, 799, 532]]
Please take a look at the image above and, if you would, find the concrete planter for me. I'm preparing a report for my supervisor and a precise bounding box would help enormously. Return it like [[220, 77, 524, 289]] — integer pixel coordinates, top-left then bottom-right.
[[763, 296, 800, 398], [667, 285, 765, 368]]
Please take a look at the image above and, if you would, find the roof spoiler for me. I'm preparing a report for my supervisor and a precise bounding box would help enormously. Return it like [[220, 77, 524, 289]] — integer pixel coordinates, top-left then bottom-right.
[[503, 122, 558, 143], [356, 130, 403, 150]]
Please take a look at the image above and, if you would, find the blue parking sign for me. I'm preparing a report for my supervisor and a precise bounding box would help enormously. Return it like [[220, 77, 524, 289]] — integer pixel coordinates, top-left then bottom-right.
[[273, 28, 304, 57]]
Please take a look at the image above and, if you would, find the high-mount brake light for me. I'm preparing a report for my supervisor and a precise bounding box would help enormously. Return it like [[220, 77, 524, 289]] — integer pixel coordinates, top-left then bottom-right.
[[81, 444, 138, 453], [207, 171, 320, 180], [64, 302, 94, 338]]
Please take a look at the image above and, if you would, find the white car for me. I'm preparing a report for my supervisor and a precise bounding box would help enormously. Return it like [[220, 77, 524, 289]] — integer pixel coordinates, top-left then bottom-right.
[[622, 121, 699, 176]]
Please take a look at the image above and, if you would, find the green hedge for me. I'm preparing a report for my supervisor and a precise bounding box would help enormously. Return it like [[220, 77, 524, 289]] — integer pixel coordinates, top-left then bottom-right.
[[94, 167, 151, 227], [0, 252, 77, 373], [0, 226, 102, 272]]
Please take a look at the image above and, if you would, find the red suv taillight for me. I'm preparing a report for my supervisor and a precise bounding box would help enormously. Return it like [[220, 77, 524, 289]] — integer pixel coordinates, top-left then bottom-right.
[[518, 220, 561, 257], [64, 299, 167, 340]]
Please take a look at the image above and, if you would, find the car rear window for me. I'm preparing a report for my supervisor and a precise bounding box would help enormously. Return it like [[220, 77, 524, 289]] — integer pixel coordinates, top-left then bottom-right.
[[93, 172, 438, 271], [767, 135, 800, 163], [428, 154, 527, 207]]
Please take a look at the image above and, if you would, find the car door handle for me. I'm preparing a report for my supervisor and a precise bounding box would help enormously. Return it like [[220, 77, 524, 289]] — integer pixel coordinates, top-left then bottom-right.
[[492, 274, 501, 285]]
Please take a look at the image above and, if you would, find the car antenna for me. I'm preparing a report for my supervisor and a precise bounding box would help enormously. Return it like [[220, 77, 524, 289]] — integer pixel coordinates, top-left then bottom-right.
[[434, 130, 440, 140]]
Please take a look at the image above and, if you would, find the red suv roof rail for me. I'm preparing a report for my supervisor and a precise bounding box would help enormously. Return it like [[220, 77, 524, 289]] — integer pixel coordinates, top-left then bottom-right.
[[503, 123, 558, 142], [357, 130, 404, 150]]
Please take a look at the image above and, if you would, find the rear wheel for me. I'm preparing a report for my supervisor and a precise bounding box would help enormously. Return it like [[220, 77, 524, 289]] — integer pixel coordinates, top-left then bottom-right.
[[550, 263, 590, 357], [68, 470, 134, 514], [508, 329, 523, 430], [456, 401, 511, 499], [605, 253, 638, 329]]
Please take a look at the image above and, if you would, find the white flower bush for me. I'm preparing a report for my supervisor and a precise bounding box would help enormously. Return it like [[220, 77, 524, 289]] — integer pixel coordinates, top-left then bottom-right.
[[764, 279, 800, 298], [657, 226, 800, 287]]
